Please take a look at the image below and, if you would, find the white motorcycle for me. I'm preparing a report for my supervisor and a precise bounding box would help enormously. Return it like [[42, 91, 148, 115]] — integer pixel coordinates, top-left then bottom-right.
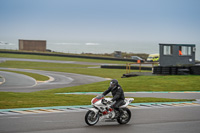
[[85, 96, 134, 126]]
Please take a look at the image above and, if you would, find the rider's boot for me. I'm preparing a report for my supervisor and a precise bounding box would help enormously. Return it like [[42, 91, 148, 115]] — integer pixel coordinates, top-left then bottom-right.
[[114, 108, 123, 118]]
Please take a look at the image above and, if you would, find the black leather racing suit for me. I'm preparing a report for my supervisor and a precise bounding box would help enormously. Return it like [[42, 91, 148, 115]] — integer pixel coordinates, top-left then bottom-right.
[[102, 84, 125, 110]]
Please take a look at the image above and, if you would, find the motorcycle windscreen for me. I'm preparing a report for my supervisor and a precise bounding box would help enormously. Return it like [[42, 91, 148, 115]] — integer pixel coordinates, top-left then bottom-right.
[[92, 97, 104, 104]]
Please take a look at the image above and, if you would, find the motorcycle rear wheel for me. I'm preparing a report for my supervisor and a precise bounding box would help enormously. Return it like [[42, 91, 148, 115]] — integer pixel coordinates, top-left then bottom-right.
[[85, 110, 99, 126], [117, 108, 131, 124]]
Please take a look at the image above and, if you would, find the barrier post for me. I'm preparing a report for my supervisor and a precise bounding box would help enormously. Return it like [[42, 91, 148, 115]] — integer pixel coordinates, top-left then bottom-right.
[[126, 63, 128, 74]]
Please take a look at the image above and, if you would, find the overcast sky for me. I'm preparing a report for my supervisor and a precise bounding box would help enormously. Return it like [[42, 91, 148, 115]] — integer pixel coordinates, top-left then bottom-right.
[[0, 0, 200, 44]]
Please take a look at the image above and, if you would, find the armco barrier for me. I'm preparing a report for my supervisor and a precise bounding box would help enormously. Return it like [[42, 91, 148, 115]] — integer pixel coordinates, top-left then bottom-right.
[[101, 65, 152, 70]]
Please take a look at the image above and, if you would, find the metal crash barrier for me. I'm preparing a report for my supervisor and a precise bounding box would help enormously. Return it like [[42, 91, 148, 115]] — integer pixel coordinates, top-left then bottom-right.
[[126, 61, 158, 74]]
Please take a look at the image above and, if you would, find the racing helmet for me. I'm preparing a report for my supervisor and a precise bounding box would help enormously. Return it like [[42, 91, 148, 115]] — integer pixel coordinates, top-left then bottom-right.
[[110, 79, 118, 89]]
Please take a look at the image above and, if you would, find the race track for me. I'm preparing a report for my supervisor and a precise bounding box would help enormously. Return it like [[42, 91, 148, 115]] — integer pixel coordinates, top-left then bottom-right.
[[0, 106, 200, 133], [0, 68, 107, 92]]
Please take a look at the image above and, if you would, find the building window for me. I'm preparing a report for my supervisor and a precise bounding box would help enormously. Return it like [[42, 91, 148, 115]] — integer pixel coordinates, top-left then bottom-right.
[[179, 46, 191, 56], [163, 45, 172, 55]]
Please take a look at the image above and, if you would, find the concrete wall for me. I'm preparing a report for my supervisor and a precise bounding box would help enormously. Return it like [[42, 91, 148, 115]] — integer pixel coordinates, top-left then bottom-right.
[[159, 43, 195, 66], [19, 39, 46, 52]]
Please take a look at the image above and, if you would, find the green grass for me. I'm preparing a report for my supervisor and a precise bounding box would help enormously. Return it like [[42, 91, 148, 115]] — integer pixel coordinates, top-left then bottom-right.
[[0, 92, 95, 109], [0, 69, 49, 81], [119, 76, 200, 92], [41, 75, 200, 94]]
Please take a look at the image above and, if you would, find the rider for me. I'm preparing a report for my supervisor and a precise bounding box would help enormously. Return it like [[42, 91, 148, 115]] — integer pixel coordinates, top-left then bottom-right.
[[100, 79, 125, 115]]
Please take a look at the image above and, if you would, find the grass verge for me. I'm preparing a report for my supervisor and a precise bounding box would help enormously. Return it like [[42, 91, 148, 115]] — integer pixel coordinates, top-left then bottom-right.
[[0, 92, 194, 109]]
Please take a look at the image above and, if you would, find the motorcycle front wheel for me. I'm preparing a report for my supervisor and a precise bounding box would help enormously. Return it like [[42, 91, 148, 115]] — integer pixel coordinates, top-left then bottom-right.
[[85, 110, 99, 126], [117, 108, 131, 124]]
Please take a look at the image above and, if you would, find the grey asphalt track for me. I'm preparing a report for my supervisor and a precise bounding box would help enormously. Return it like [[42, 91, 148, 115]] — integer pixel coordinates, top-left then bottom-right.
[[0, 68, 107, 92], [0, 106, 200, 133], [0, 71, 36, 88]]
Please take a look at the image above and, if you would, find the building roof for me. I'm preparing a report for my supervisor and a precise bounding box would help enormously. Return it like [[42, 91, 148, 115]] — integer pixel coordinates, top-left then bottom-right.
[[19, 39, 46, 42], [159, 43, 195, 46]]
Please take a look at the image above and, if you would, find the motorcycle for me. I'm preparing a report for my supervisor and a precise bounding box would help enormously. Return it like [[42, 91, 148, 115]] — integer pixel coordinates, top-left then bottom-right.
[[85, 96, 134, 126]]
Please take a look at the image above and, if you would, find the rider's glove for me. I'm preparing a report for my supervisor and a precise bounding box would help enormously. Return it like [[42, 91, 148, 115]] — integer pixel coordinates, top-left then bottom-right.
[[110, 101, 116, 106]]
